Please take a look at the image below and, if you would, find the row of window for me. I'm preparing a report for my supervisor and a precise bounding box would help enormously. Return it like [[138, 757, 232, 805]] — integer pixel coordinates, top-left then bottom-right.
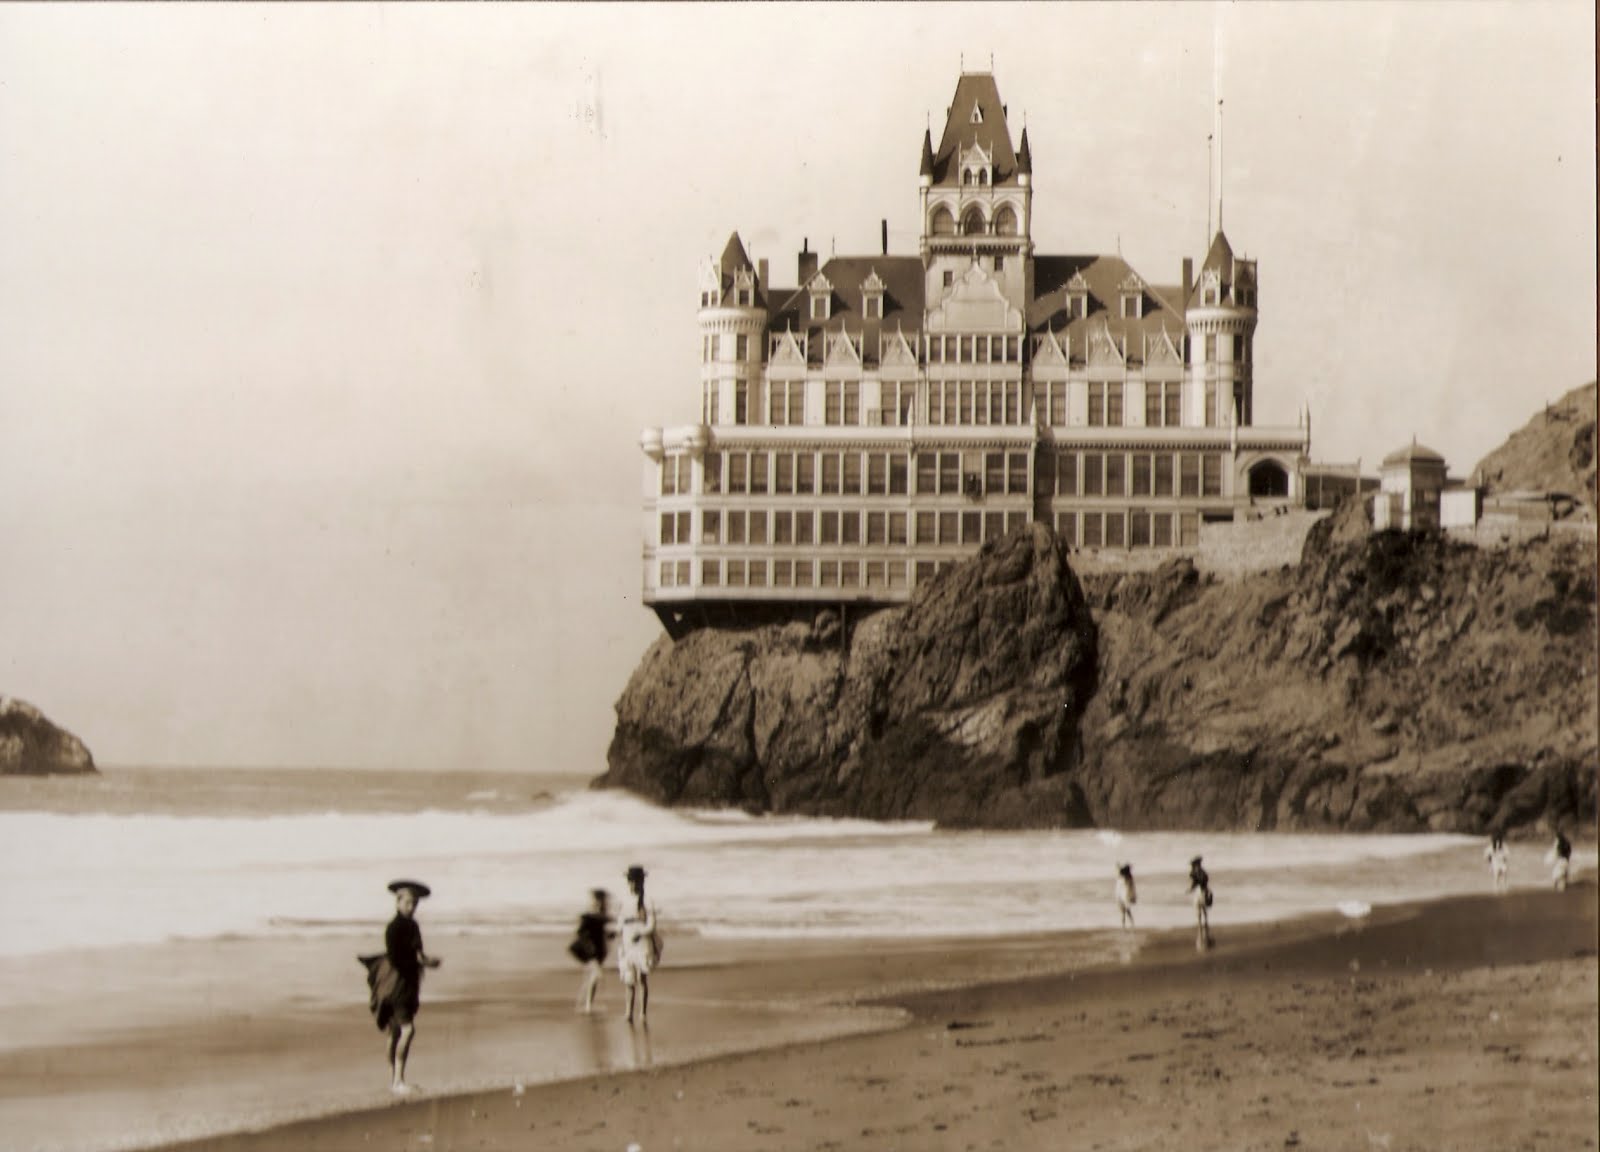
[[699, 377, 1243, 429], [1044, 451, 1226, 499], [660, 558, 923, 591], [661, 506, 1036, 549], [1052, 509, 1202, 550], [683, 450, 1033, 499], [730, 330, 1249, 371], [701, 333, 754, 363]]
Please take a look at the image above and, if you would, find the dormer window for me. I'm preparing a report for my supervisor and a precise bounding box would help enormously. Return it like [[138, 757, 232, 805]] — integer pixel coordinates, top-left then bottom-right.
[[1201, 269, 1221, 307], [970, 102, 984, 124], [861, 269, 886, 321], [1066, 271, 1089, 320], [733, 268, 756, 308], [959, 142, 993, 189], [807, 272, 834, 322], [1119, 274, 1144, 319]]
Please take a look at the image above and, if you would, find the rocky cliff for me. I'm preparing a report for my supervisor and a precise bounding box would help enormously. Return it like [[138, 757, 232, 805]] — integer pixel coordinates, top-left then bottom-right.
[[1473, 381, 1596, 505], [0, 697, 96, 776], [601, 525, 1099, 828]]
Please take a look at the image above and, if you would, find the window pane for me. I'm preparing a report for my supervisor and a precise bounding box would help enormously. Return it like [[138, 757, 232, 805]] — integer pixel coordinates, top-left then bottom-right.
[[1132, 453, 1152, 497], [1008, 453, 1028, 494], [749, 510, 767, 544], [1105, 512, 1125, 548], [1154, 454, 1174, 497], [841, 511, 860, 545], [916, 453, 936, 494], [916, 511, 935, 544], [1082, 453, 1103, 496], [703, 452, 721, 493], [868, 454, 887, 495], [728, 511, 746, 545], [1057, 452, 1077, 496], [820, 511, 838, 544], [1180, 453, 1200, 498], [702, 510, 720, 544], [889, 454, 908, 495], [843, 454, 861, 494], [821, 453, 840, 494], [750, 453, 769, 494], [1105, 454, 1125, 497], [729, 453, 747, 494], [797, 453, 815, 495], [775, 453, 794, 494], [888, 512, 907, 546]]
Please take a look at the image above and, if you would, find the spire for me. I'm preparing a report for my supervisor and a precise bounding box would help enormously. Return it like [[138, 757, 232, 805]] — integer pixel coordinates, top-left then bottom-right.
[[1016, 126, 1032, 175], [919, 127, 935, 178]]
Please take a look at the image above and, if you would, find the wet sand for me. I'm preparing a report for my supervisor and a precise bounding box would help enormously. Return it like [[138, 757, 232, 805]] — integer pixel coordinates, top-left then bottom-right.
[[154, 882, 1596, 1152]]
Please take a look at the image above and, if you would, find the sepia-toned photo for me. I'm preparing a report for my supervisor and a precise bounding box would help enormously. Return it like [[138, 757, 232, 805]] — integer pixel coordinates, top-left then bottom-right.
[[1, 4, 1594, 1150]]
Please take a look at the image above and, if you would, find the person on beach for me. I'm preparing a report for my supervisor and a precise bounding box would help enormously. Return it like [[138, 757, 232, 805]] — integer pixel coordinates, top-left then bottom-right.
[[1115, 863, 1137, 929], [1485, 834, 1510, 894], [616, 865, 658, 1027], [571, 889, 613, 1014], [1188, 856, 1213, 950], [1546, 830, 1572, 891], [381, 879, 441, 1095]]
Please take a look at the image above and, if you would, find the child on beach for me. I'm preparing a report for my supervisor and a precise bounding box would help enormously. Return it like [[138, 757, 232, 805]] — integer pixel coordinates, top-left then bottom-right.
[[616, 865, 658, 1027], [1116, 863, 1137, 929], [379, 879, 441, 1095], [1485, 835, 1510, 894], [1188, 857, 1213, 951], [570, 889, 613, 1014], [1546, 831, 1572, 891]]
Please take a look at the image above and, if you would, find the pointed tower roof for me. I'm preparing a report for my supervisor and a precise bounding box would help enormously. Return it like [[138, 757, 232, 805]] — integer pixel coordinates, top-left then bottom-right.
[[1188, 230, 1235, 306], [919, 128, 935, 179], [719, 232, 754, 276], [931, 72, 1020, 186], [1016, 126, 1032, 175]]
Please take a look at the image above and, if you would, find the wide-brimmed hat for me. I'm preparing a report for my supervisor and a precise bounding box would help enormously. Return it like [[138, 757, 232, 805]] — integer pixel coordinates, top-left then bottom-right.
[[388, 879, 432, 899]]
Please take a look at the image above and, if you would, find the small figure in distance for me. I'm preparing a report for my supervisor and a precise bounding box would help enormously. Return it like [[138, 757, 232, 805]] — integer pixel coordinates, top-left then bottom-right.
[[1485, 833, 1510, 894], [1546, 829, 1572, 892], [571, 889, 613, 1014], [1188, 856, 1214, 951], [381, 880, 442, 1095], [616, 865, 658, 1027], [1116, 863, 1137, 929]]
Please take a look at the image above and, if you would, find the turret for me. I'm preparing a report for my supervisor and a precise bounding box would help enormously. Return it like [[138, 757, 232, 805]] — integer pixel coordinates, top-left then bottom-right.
[[1185, 231, 1258, 427], [698, 231, 768, 426]]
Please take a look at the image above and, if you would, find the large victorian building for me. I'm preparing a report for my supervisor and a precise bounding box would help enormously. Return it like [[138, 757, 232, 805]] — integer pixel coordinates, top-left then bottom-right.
[[641, 71, 1310, 634]]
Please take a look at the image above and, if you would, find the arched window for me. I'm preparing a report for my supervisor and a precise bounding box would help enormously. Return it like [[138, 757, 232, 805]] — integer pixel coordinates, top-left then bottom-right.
[[961, 207, 986, 236], [994, 205, 1018, 236], [931, 206, 956, 236], [962, 170, 974, 186], [978, 169, 988, 186], [1247, 460, 1289, 499]]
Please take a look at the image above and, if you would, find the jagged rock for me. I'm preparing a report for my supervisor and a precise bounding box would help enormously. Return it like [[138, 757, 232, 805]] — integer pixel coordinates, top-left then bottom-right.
[[0, 697, 96, 775], [600, 524, 1099, 828]]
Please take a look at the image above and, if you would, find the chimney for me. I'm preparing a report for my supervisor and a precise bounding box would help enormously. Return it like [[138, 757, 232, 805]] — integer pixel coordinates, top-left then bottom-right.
[[881, 219, 888, 256], [1182, 257, 1193, 305], [758, 258, 769, 292], [798, 238, 817, 285]]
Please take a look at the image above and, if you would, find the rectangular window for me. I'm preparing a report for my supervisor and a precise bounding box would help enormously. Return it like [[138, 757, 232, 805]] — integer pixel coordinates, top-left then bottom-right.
[[794, 559, 813, 587], [985, 511, 1004, 541], [705, 381, 720, 425], [1056, 451, 1077, 496], [795, 510, 814, 546], [1082, 512, 1103, 548], [773, 559, 793, 587], [1008, 452, 1028, 495], [1131, 453, 1152, 497], [962, 511, 981, 543], [1145, 386, 1162, 428], [750, 453, 769, 494], [677, 457, 692, 495], [888, 512, 907, 546], [840, 560, 859, 587], [1164, 384, 1181, 427], [866, 561, 886, 588], [796, 453, 815, 495], [1202, 454, 1222, 497], [748, 560, 767, 587], [659, 513, 676, 546], [1180, 453, 1200, 498], [916, 453, 936, 495], [973, 382, 990, 425], [658, 562, 673, 587], [788, 385, 804, 426], [866, 511, 886, 545], [821, 453, 840, 495], [676, 560, 690, 587], [1205, 380, 1218, 427], [842, 453, 861, 495], [915, 561, 936, 585], [1105, 453, 1125, 497], [1153, 513, 1173, 548], [703, 452, 721, 494], [939, 511, 958, 543], [820, 560, 839, 587], [1082, 453, 1104, 497], [865, 296, 881, 319], [889, 454, 908, 495], [985, 452, 1004, 494], [1088, 382, 1104, 427], [825, 382, 841, 425], [1105, 512, 1125, 549], [728, 453, 747, 494], [676, 511, 690, 544], [1050, 382, 1067, 426], [843, 381, 859, 425], [915, 511, 935, 544], [774, 453, 794, 495], [702, 559, 721, 586], [1205, 334, 1217, 361], [702, 510, 721, 545], [1130, 510, 1150, 547], [772, 511, 793, 546], [868, 453, 887, 495], [939, 452, 960, 494], [727, 511, 746, 545], [735, 334, 748, 361], [888, 561, 908, 589], [726, 559, 746, 587], [820, 510, 840, 545], [1154, 454, 1174, 497], [1035, 451, 1055, 497], [1107, 383, 1123, 426], [734, 383, 748, 424], [748, 510, 768, 545], [840, 511, 860, 545], [1179, 513, 1199, 547]]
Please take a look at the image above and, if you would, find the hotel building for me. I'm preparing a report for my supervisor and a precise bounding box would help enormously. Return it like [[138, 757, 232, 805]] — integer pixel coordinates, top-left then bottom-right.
[[641, 71, 1310, 635]]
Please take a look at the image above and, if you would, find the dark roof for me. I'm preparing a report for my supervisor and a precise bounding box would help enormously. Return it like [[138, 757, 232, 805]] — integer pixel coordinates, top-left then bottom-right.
[[1029, 254, 1187, 363], [1016, 127, 1032, 176], [1382, 441, 1447, 467], [1188, 230, 1240, 307], [715, 232, 766, 308], [931, 73, 1020, 187], [919, 128, 935, 178], [769, 255, 925, 366]]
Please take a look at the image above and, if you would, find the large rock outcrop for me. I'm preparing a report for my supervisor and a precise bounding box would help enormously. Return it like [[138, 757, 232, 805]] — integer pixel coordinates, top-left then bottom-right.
[[0, 697, 96, 775], [599, 525, 1099, 828], [1473, 381, 1596, 506], [1072, 499, 1596, 836]]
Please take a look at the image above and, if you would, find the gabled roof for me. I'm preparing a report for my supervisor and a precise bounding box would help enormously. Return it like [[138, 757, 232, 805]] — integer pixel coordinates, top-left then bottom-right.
[[1029, 254, 1187, 364], [713, 231, 767, 308], [769, 255, 925, 365], [1188, 230, 1238, 307], [930, 73, 1020, 187]]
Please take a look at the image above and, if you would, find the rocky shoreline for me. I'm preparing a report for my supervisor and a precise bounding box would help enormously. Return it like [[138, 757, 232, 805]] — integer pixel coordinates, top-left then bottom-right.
[[0, 696, 96, 776]]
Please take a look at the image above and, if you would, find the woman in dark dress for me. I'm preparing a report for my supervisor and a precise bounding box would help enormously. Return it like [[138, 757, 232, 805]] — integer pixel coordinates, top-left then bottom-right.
[[381, 880, 441, 1094], [572, 889, 612, 1013]]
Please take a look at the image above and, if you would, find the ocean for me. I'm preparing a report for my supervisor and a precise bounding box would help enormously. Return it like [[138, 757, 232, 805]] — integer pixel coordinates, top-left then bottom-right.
[[0, 766, 1589, 1152]]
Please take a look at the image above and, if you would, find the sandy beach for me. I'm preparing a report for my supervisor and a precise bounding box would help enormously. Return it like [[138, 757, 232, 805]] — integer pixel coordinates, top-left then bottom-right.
[[137, 881, 1600, 1152]]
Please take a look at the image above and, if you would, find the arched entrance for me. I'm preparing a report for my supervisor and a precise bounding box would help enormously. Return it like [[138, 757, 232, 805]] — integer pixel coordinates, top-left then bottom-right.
[[1247, 459, 1290, 499]]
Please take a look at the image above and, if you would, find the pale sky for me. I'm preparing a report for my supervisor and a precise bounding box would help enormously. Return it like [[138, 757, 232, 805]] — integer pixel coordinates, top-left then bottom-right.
[[1, 3, 1594, 773]]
